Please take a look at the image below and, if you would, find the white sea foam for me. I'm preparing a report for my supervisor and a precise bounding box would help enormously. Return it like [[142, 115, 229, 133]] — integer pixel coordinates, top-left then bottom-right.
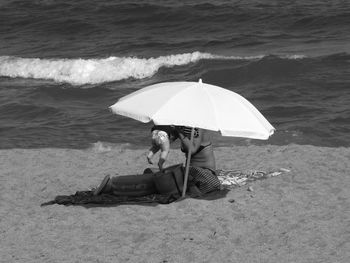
[[281, 54, 307, 59], [90, 141, 113, 152], [89, 141, 134, 152], [0, 52, 304, 85]]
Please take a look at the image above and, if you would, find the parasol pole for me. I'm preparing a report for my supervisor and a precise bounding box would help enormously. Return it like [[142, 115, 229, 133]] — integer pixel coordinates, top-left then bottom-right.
[[182, 79, 201, 197], [181, 127, 195, 197]]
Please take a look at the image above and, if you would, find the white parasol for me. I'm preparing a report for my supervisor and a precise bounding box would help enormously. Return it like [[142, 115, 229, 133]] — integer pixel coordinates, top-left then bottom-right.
[[110, 79, 275, 197]]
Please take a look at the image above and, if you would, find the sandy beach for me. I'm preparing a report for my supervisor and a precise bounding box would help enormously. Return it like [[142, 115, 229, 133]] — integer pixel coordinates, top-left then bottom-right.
[[0, 144, 349, 263]]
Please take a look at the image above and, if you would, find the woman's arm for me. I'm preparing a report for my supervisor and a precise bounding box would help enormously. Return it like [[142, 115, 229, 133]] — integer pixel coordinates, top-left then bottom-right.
[[177, 128, 203, 154]]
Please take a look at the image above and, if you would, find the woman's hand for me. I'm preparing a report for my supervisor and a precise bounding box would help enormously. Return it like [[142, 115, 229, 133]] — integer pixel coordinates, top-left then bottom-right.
[[174, 126, 186, 140]]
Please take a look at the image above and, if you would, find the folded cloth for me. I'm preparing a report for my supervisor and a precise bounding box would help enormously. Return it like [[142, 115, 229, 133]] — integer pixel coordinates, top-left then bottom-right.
[[217, 168, 288, 188]]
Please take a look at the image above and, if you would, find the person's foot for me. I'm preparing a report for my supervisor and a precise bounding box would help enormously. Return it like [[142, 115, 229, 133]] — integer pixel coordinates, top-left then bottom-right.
[[93, 175, 110, 196], [188, 185, 203, 197]]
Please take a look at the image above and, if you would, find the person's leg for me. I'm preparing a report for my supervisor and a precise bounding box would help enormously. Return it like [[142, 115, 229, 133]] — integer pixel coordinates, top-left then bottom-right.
[[94, 173, 157, 196], [147, 144, 160, 164], [189, 166, 221, 194]]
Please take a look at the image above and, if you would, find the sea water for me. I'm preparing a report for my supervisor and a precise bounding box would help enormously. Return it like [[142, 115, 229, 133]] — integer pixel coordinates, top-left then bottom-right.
[[0, 0, 349, 149]]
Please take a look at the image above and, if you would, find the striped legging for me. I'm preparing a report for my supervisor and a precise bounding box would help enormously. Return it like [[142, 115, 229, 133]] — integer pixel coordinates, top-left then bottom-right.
[[189, 166, 221, 194]]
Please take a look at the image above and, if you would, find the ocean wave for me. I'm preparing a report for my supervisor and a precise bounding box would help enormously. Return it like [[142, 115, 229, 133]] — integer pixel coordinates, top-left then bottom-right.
[[0, 52, 307, 85]]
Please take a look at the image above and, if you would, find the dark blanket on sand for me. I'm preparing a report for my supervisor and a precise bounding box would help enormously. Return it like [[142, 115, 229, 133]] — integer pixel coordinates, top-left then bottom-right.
[[41, 189, 230, 207], [41, 191, 180, 206]]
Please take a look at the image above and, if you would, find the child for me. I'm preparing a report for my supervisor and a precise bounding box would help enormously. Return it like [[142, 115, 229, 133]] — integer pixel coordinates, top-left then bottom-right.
[[147, 125, 177, 171]]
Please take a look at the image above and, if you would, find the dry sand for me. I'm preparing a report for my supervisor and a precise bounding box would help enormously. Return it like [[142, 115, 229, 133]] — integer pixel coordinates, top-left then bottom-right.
[[0, 144, 349, 263]]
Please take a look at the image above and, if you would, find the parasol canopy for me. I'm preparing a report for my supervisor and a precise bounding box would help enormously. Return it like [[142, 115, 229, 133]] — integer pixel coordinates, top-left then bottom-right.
[[110, 79, 275, 139]]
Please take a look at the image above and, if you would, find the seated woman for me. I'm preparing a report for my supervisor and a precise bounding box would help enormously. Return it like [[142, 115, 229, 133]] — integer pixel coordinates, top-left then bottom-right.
[[93, 126, 221, 196], [175, 126, 221, 194]]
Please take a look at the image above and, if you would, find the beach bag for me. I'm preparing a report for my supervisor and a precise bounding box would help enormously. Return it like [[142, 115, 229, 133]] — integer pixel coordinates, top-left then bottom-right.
[[152, 164, 185, 195]]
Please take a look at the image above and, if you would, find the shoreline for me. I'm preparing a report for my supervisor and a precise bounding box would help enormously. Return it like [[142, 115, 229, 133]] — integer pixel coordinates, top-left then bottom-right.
[[1, 144, 349, 262]]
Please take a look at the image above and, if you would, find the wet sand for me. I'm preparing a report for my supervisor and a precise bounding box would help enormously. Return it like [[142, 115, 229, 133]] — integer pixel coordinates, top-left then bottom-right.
[[1, 144, 349, 263]]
